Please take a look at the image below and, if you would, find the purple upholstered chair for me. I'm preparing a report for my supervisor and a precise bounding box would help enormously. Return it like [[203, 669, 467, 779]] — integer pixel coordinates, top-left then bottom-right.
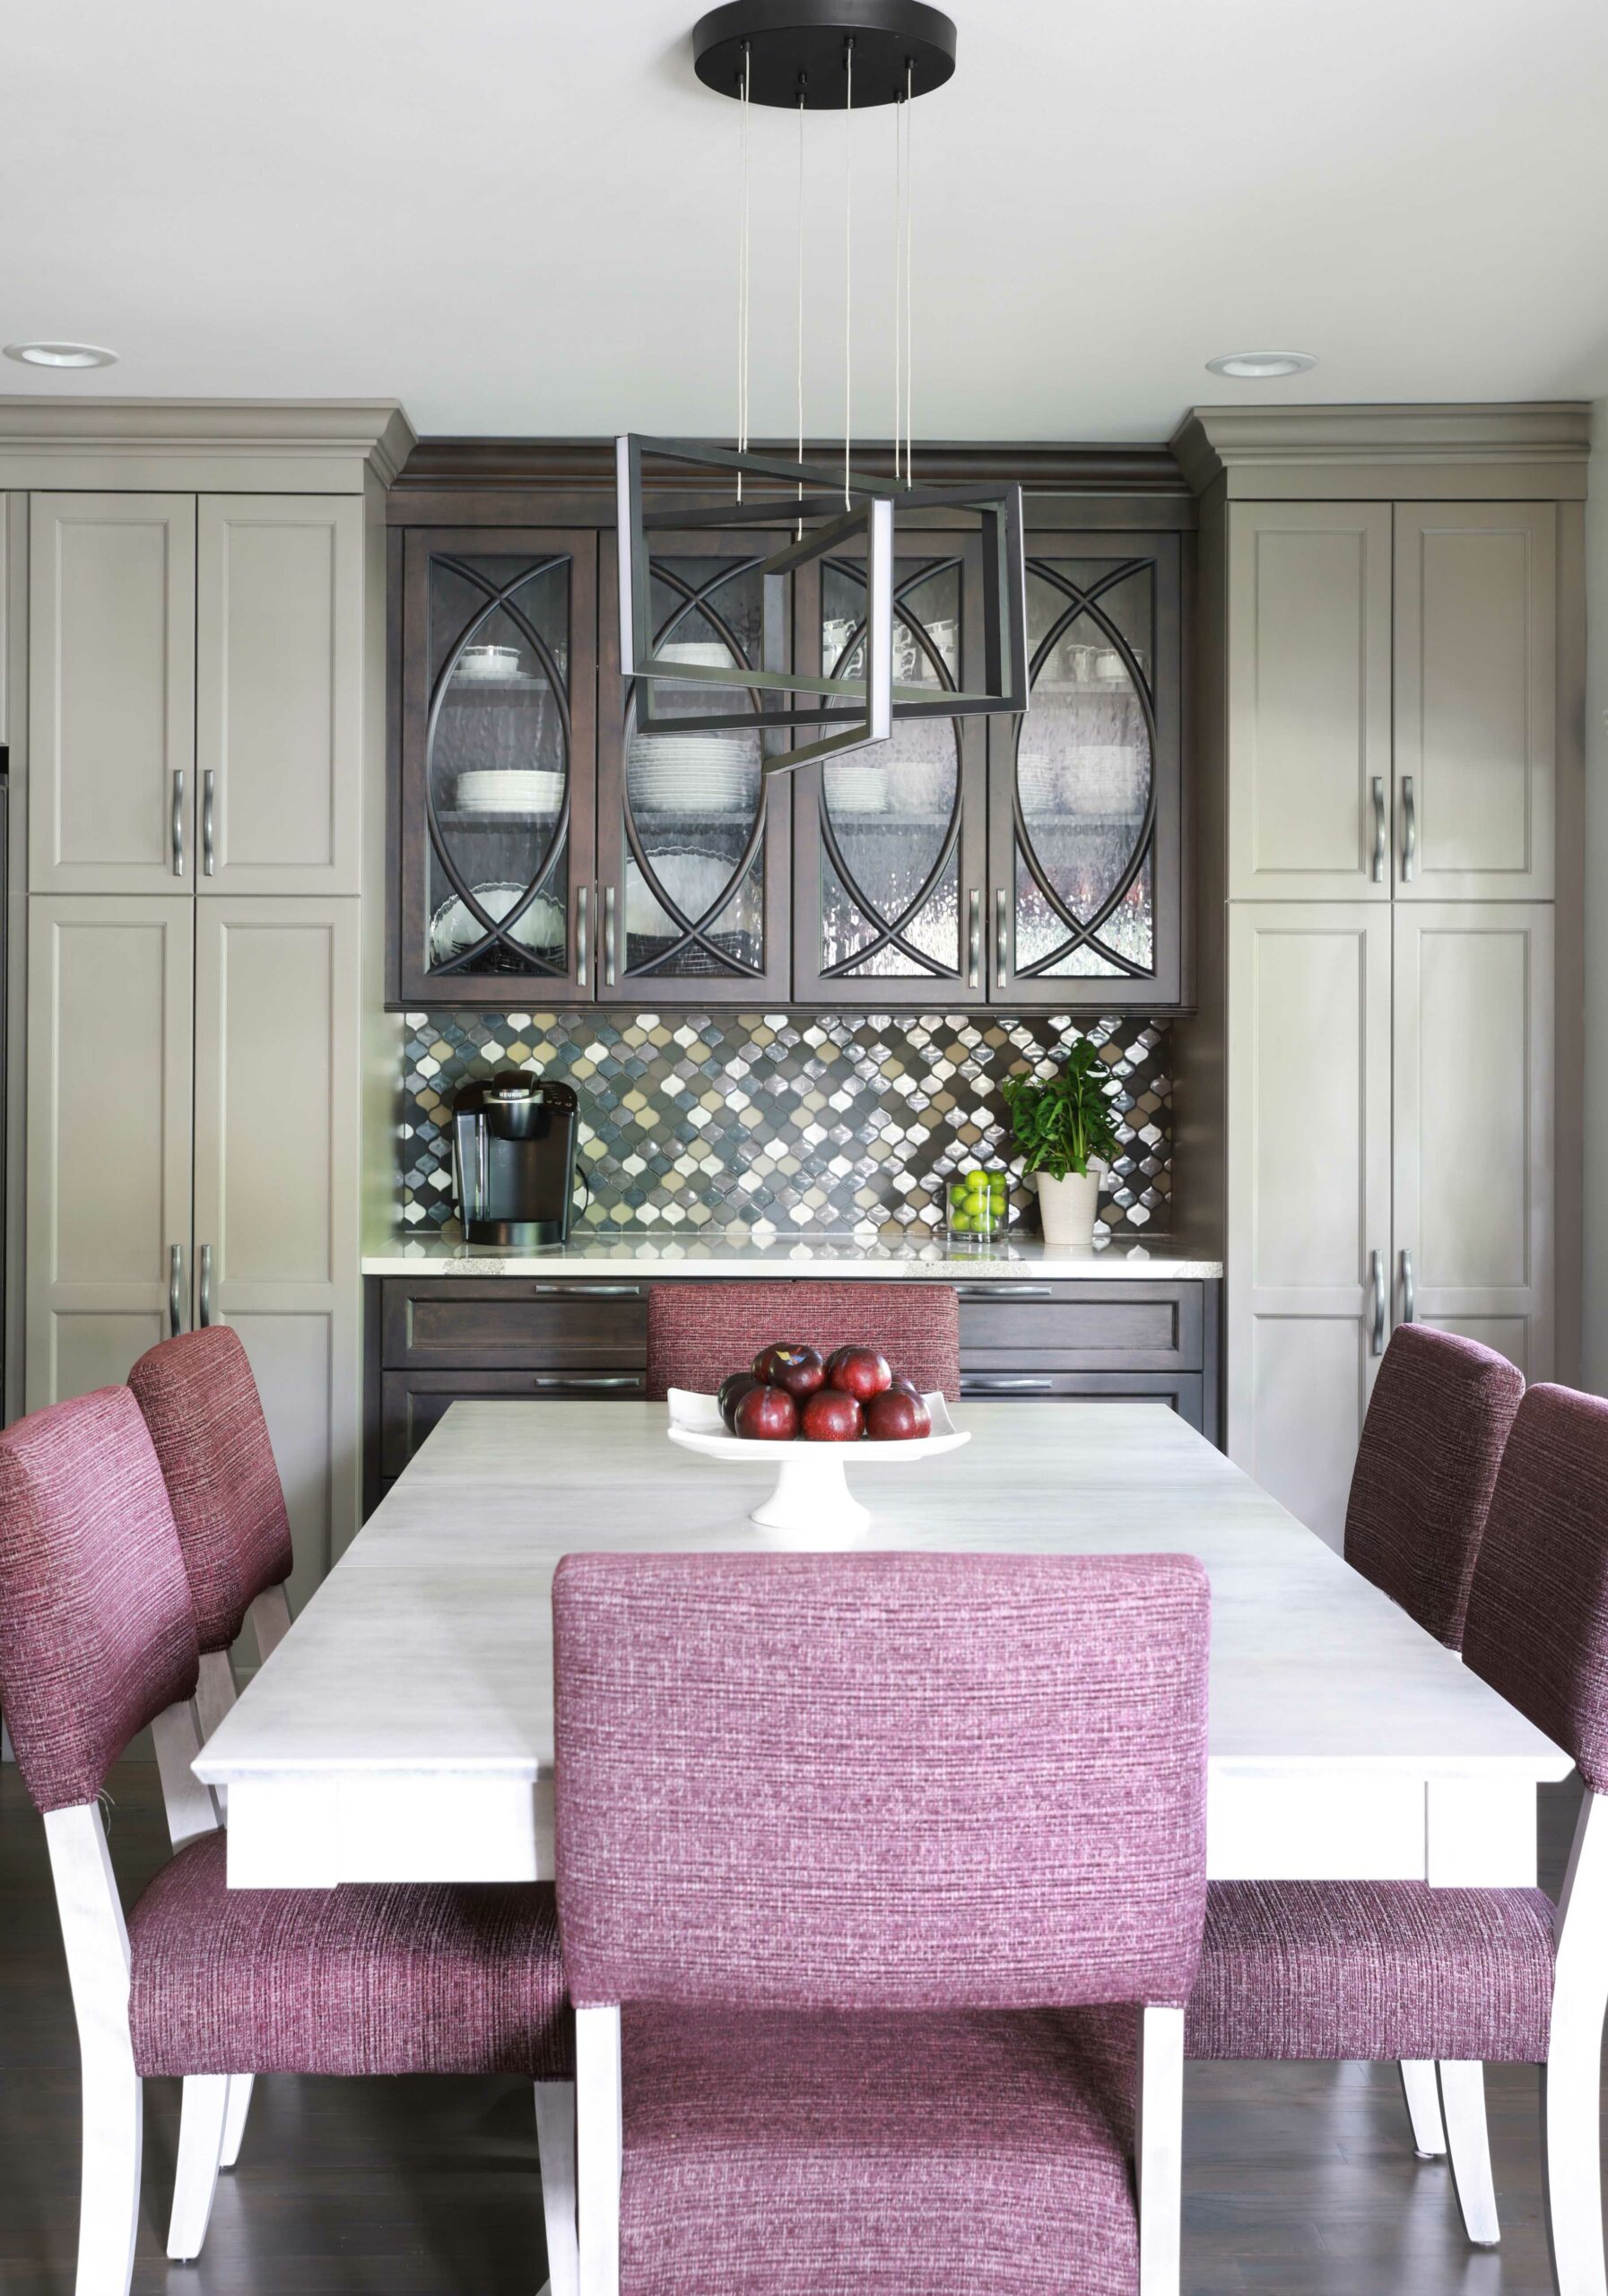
[[129, 1326, 296, 1733], [1343, 1324, 1525, 1652], [0, 1387, 577, 2296], [644, 1279, 960, 1401], [1188, 1383, 1608, 2288], [1341, 1325, 1525, 2167], [553, 1549, 1211, 2296]]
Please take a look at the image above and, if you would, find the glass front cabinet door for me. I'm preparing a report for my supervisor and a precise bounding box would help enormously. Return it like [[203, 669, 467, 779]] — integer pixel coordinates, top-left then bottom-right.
[[595, 532, 793, 1004], [791, 535, 988, 1005], [398, 530, 596, 1005], [989, 533, 1182, 1006]]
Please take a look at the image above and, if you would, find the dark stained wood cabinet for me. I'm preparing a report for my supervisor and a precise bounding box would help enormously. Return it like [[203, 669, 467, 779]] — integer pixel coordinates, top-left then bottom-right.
[[364, 1273, 1221, 1512], [387, 446, 1194, 1012]]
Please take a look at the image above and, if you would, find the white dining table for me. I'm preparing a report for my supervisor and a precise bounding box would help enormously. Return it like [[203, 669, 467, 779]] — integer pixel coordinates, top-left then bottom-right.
[[194, 1400, 1572, 1891]]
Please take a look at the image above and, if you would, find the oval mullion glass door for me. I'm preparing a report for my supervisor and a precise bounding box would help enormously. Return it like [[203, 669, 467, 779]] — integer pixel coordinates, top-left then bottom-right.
[[398, 528, 597, 1007], [988, 533, 1181, 1008], [791, 535, 987, 1006], [596, 529, 792, 1005]]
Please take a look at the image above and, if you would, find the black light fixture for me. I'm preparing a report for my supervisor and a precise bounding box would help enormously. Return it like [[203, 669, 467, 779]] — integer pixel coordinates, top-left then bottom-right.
[[617, 0, 1029, 775]]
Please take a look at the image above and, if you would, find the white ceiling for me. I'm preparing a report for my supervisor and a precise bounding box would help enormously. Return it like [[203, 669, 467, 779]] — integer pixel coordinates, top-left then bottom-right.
[[7, 0, 1608, 442]]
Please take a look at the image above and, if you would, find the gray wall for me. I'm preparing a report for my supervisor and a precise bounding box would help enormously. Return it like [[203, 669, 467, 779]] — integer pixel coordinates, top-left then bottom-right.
[[1586, 402, 1608, 1395]]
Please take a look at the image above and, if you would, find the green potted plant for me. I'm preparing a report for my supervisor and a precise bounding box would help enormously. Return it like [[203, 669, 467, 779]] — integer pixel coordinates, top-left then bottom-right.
[[999, 1043, 1122, 1248]]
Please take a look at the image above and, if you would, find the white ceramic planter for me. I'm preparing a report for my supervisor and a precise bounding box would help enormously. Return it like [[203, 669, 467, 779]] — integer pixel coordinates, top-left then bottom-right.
[[1035, 1165, 1102, 1248]]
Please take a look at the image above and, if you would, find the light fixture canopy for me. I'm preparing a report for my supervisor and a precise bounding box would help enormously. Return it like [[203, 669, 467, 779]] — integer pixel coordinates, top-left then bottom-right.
[[1205, 351, 1317, 380], [617, 435, 1029, 774], [692, 0, 957, 107], [4, 341, 118, 370]]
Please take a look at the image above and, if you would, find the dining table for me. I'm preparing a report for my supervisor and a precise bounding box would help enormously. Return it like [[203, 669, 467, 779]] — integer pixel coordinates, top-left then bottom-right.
[[193, 1399, 1572, 1891]]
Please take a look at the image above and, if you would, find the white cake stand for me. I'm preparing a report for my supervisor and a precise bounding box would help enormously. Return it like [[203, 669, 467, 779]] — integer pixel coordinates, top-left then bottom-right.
[[665, 1387, 969, 1539]]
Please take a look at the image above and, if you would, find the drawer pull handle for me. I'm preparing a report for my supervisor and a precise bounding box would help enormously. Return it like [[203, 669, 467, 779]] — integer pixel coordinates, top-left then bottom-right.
[[530, 1373, 641, 1391], [957, 1283, 1056, 1300], [962, 1375, 1055, 1393], [524, 1283, 642, 1299]]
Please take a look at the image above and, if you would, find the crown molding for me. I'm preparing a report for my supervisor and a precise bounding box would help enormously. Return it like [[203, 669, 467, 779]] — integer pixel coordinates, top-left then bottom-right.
[[1170, 402, 1592, 500], [392, 435, 1193, 497], [0, 397, 418, 491]]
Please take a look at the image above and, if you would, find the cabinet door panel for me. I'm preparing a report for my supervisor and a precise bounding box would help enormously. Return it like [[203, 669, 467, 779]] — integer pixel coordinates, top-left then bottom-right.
[[398, 530, 596, 1004], [1227, 904, 1392, 1548], [792, 538, 987, 1005], [197, 496, 362, 892], [194, 900, 361, 1594], [1394, 504, 1555, 899], [597, 530, 791, 1004], [29, 495, 196, 891], [26, 897, 194, 1407], [992, 534, 1182, 1004], [1227, 504, 1392, 900], [1393, 904, 1552, 1378]]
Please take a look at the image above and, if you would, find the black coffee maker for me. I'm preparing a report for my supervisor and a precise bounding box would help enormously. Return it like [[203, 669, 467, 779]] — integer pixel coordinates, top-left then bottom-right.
[[451, 1076, 584, 1248]]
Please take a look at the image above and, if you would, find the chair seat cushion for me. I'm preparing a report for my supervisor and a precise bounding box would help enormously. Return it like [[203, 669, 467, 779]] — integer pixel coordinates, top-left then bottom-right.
[[128, 1831, 569, 2079], [1186, 1880, 1555, 2064], [620, 2001, 1140, 2296]]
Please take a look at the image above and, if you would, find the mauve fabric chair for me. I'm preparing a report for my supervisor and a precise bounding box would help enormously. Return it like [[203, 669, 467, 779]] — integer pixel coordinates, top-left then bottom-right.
[[1340, 1324, 1525, 2169], [643, 1279, 960, 1401], [553, 1548, 1212, 2296], [1189, 1383, 1608, 2292], [1343, 1324, 1525, 1653], [0, 1387, 577, 2296]]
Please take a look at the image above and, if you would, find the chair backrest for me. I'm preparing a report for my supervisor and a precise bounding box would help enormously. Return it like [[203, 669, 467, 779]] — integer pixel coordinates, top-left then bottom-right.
[[1463, 1383, 1608, 1790], [644, 1280, 960, 1400], [128, 1327, 292, 1654], [1343, 1324, 1524, 1649], [0, 1387, 199, 1813], [554, 1549, 1210, 2013]]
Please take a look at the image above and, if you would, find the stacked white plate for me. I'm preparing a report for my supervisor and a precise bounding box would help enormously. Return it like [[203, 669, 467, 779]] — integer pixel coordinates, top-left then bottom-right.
[[656, 639, 734, 670], [825, 761, 889, 815], [630, 733, 751, 815], [456, 770, 562, 816], [626, 850, 733, 937], [428, 883, 565, 965]]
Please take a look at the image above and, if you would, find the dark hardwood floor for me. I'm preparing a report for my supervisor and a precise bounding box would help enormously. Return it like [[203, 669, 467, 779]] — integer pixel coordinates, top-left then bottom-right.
[[0, 1762, 1595, 2293]]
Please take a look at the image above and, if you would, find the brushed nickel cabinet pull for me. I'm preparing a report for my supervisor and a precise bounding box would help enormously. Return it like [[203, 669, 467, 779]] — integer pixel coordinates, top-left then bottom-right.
[[576, 884, 590, 989], [169, 1243, 184, 1337], [171, 770, 186, 876], [525, 1283, 642, 1299], [529, 1372, 641, 1391], [1402, 775, 1418, 882], [961, 1374, 1055, 1394], [1401, 1247, 1415, 1326], [202, 770, 216, 877], [956, 1283, 1055, 1300], [995, 888, 1009, 987], [968, 889, 980, 989], [604, 883, 617, 987], [1371, 777, 1386, 883], [198, 1243, 213, 1329], [1370, 1248, 1385, 1355]]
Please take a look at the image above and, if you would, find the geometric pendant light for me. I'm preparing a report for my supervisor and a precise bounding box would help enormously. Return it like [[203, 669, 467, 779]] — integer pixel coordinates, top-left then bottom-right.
[[617, 0, 1030, 775]]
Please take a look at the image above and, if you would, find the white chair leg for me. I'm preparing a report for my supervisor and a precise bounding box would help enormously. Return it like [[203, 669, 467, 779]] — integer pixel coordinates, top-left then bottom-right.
[[220, 2072, 255, 2170], [1400, 2058, 1447, 2157], [535, 2078, 579, 2296], [247, 1583, 293, 1665], [1439, 2061, 1499, 2246], [1136, 2004, 1184, 2296], [1544, 1787, 1608, 2296], [44, 1807, 143, 2296], [168, 2074, 228, 2260], [576, 2006, 622, 2296]]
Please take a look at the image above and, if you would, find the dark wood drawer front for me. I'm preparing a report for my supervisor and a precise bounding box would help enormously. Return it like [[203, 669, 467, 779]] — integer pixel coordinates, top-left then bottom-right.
[[379, 1368, 647, 1474], [958, 1281, 1202, 1373], [381, 1279, 648, 1370], [959, 1369, 1204, 1431]]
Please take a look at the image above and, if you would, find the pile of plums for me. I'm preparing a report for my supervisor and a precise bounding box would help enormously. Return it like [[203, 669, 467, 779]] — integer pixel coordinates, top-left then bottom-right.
[[717, 1343, 933, 1443]]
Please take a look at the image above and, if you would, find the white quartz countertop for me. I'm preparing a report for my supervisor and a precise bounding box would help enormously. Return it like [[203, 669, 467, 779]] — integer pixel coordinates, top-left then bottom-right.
[[361, 1231, 1223, 1280]]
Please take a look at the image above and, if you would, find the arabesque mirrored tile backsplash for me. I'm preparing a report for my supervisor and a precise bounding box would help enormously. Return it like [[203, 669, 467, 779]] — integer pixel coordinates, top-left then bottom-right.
[[397, 1011, 1172, 1245]]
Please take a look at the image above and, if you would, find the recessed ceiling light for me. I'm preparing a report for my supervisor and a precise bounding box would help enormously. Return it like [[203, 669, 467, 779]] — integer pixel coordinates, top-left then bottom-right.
[[1205, 351, 1317, 381], [4, 341, 118, 370]]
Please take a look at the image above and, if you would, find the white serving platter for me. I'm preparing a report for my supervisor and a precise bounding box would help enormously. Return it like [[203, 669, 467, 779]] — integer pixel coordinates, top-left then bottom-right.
[[665, 1385, 969, 1538]]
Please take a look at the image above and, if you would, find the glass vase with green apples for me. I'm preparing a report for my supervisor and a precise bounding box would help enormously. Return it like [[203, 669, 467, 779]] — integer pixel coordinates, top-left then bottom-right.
[[945, 1164, 1011, 1243]]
